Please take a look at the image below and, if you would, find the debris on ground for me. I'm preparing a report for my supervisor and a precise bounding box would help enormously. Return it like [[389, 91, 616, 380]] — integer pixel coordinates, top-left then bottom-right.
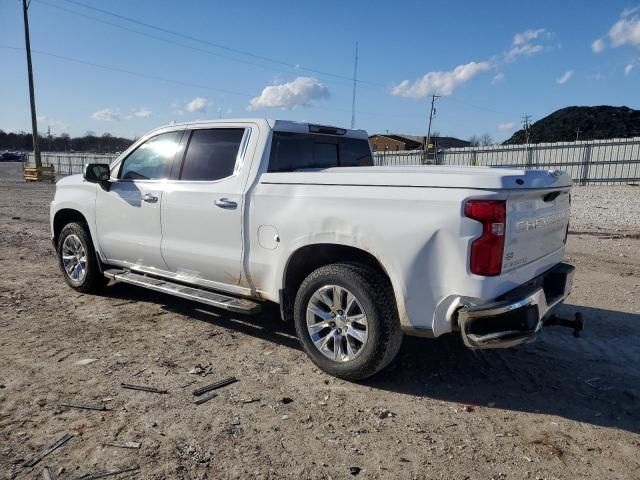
[[377, 408, 396, 419], [193, 376, 237, 396], [349, 466, 361, 475], [23, 433, 73, 467], [42, 466, 53, 480], [189, 363, 215, 376], [131, 367, 148, 377], [121, 383, 168, 394], [73, 358, 98, 366], [60, 401, 110, 412], [102, 441, 141, 449], [192, 392, 218, 405], [74, 463, 140, 479], [280, 397, 293, 404]]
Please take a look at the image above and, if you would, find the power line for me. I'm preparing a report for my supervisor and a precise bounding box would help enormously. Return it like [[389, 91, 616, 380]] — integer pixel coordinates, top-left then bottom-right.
[[35, 0, 356, 89], [441, 95, 518, 117], [1, 44, 402, 120], [56, 0, 383, 87], [1, 45, 252, 98]]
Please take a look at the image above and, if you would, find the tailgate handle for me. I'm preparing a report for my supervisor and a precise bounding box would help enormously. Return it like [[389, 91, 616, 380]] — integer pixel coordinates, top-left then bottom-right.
[[543, 191, 562, 202]]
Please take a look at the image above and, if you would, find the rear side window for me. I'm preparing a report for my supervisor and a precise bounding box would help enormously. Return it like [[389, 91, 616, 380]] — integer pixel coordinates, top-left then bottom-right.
[[180, 128, 245, 181], [268, 132, 373, 172]]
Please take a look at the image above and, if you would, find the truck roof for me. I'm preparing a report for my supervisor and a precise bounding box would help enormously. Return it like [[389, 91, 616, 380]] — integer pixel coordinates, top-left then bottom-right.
[[157, 119, 368, 140]]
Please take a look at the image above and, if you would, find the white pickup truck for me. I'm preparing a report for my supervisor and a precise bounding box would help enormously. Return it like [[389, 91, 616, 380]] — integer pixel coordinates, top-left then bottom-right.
[[50, 119, 577, 380]]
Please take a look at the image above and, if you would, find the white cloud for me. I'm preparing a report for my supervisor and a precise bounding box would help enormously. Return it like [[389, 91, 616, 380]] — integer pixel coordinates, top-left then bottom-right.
[[556, 69, 574, 84], [609, 15, 640, 48], [132, 107, 152, 118], [625, 63, 634, 75], [505, 43, 545, 61], [592, 38, 606, 53], [593, 8, 640, 52], [185, 97, 211, 113], [513, 28, 546, 46], [91, 108, 120, 122], [622, 6, 640, 18], [498, 122, 515, 131], [492, 72, 505, 83], [391, 61, 491, 99], [247, 76, 330, 111], [505, 28, 549, 61]]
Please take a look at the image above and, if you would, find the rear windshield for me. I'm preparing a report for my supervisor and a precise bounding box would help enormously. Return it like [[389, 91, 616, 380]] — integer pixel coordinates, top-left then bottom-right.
[[268, 132, 373, 172]]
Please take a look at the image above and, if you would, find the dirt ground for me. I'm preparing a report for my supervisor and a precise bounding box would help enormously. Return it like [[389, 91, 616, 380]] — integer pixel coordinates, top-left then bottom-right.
[[1, 163, 639, 480]]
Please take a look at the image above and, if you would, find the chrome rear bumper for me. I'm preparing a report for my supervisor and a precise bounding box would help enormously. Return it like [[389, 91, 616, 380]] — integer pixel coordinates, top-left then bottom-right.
[[458, 263, 575, 349]]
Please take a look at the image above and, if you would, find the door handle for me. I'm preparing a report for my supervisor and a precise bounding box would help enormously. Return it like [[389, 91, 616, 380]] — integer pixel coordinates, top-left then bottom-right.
[[215, 198, 237, 209], [143, 193, 158, 203]]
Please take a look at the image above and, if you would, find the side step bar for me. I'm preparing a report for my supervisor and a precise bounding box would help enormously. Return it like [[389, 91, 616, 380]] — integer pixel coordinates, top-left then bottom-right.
[[103, 269, 261, 314]]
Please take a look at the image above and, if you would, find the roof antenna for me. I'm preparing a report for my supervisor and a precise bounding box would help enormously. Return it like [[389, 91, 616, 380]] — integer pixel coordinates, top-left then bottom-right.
[[350, 41, 359, 130]]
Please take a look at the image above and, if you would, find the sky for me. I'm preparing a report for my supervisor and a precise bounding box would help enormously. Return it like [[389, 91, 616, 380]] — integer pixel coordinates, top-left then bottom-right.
[[1, 0, 639, 142]]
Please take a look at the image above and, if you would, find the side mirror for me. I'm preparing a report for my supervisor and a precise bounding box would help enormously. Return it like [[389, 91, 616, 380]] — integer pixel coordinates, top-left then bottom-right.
[[83, 163, 111, 190]]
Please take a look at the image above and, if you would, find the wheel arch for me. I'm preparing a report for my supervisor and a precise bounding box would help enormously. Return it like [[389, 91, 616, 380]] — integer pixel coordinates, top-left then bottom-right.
[[53, 208, 89, 245], [280, 243, 402, 323]]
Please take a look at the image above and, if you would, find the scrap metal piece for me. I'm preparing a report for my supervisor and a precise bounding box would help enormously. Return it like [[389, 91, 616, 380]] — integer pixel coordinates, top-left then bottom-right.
[[192, 392, 218, 405], [74, 464, 139, 479], [121, 383, 168, 394], [42, 467, 53, 480], [193, 376, 237, 397], [24, 433, 73, 467], [60, 402, 110, 412], [102, 441, 141, 449]]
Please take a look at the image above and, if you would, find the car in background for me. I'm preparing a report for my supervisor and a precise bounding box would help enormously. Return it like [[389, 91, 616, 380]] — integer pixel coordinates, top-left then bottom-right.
[[0, 151, 27, 162]]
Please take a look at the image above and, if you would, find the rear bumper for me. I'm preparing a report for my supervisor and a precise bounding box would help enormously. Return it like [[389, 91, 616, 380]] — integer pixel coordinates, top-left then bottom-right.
[[457, 262, 575, 349]]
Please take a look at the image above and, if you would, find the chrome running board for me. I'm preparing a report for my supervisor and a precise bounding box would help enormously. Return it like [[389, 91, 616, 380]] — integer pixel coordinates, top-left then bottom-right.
[[103, 269, 261, 314]]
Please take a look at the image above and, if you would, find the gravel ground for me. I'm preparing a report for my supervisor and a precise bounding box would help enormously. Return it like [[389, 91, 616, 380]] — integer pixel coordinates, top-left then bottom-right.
[[1, 163, 639, 480], [570, 186, 640, 234]]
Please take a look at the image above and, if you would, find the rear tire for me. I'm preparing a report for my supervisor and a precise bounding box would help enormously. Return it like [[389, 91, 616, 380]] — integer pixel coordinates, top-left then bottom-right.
[[56, 222, 108, 293], [293, 262, 402, 381]]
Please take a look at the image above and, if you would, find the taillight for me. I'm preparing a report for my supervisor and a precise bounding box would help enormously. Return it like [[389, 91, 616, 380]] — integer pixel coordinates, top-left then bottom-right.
[[464, 200, 506, 276]]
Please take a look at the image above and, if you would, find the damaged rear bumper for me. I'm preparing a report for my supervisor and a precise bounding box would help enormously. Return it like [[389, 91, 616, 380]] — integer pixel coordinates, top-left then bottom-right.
[[457, 263, 575, 349]]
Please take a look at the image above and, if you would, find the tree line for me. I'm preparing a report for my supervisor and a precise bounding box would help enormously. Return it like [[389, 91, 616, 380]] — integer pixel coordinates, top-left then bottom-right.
[[0, 130, 134, 153]]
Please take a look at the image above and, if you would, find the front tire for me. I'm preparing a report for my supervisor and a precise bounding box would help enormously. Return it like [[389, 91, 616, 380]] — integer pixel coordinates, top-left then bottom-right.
[[56, 222, 107, 293], [293, 263, 402, 381]]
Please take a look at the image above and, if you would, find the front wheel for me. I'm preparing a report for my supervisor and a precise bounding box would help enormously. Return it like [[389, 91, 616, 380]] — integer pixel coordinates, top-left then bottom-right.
[[293, 263, 402, 381], [56, 222, 107, 293]]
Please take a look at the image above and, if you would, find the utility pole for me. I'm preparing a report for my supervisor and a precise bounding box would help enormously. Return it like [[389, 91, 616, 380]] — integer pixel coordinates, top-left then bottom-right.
[[521, 115, 531, 144], [425, 94, 440, 160], [22, 0, 41, 167], [350, 41, 359, 130], [575, 128, 581, 141]]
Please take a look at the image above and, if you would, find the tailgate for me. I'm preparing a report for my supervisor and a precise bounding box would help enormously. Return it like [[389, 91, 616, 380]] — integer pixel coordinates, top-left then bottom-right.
[[502, 188, 571, 273]]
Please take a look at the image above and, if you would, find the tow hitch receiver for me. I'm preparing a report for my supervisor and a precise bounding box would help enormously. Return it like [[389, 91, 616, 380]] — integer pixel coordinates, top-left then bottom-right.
[[544, 312, 584, 338]]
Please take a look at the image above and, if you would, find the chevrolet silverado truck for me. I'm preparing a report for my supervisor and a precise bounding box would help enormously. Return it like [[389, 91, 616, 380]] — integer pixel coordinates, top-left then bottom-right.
[[50, 119, 577, 380]]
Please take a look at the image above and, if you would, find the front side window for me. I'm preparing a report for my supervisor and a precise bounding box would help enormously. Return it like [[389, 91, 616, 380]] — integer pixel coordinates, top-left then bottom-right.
[[119, 131, 182, 180], [180, 128, 245, 181]]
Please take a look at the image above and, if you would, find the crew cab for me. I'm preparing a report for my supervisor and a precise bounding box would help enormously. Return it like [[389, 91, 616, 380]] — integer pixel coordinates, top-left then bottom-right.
[[50, 119, 575, 380]]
